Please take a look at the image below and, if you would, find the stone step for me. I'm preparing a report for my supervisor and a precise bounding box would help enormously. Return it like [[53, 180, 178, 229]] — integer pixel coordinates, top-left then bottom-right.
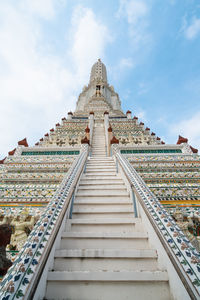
[[88, 158, 113, 160], [74, 198, 131, 204], [72, 212, 134, 219], [84, 171, 117, 175], [53, 249, 158, 272], [86, 165, 116, 168], [92, 152, 106, 154], [77, 184, 126, 189], [91, 154, 107, 156], [67, 218, 143, 232], [92, 154, 106, 158], [62, 231, 147, 238], [47, 270, 168, 281], [73, 205, 133, 212], [80, 180, 123, 186], [87, 161, 114, 164], [72, 207, 133, 213], [87, 159, 111, 162], [87, 158, 113, 161], [54, 248, 157, 258], [79, 178, 123, 183], [68, 218, 140, 225], [87, 159, 113, 162], [81, 175, 121, 180], [86, 163, 115, 167], [68, 224, 141, 233], [92, 153, 106, 155], [86, 166, 116, 170], [75, 196, 130, 202], [85, 170, 116, 174], [60, 232, 149, 249], [76, 189, 129, 196], [92, 151, 106, 153], [46, 271, 170, 300]]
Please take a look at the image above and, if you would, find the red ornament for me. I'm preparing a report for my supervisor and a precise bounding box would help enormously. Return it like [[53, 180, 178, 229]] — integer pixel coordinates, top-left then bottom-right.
[[0, 157, 6, 164], [18, 138, 28, 147], [8, 148, 16, 156], [177, 135, 188, 144], [85, 126, 90, 133], [110, 136, 119, 144], [190, 146, 198, 153]]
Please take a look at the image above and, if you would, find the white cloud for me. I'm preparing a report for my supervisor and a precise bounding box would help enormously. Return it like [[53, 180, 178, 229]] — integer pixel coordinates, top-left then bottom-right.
[[119, 58, 134, 69], [19, 0, 66, 20], [116, 0, 150, 46], [170, 112, 200, 150], [69, 5, 112, 81], [184, 18, 200, 40], [117, 0, 148, 25], [0, 3, 111, 158]]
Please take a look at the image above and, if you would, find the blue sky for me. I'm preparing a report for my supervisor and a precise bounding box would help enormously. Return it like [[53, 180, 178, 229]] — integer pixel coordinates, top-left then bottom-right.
[[0, 0, 200, 158]]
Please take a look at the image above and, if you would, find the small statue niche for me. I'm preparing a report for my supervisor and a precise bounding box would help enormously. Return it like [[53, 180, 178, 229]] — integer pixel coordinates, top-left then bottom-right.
[[96, 85, 101, 96], [8, 209, 35, 251]]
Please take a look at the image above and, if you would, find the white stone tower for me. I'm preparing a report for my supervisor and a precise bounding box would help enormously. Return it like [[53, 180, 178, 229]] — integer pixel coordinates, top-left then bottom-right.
[[75, 59, 124, 117]]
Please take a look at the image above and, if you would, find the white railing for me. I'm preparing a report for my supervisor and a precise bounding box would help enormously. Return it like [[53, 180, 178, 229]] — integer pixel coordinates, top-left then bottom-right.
[[89, 114, 94, 146], [0, 145, 89, 300], [113, 145, 200, 299], [104, 114, 109, 156]]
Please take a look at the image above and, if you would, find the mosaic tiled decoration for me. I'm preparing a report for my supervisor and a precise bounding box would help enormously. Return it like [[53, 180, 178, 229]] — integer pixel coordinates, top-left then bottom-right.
[[110, 119, 163, 146], [0, 147, 88, 299], [21, 150, 80, 156], [121, 149, 182, 154], [37, 119, 88, 147], [115, 149, 200, 296]]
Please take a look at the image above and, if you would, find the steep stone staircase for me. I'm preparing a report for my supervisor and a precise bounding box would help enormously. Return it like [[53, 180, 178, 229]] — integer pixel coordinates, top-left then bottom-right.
[[45, 124, 172, 299]]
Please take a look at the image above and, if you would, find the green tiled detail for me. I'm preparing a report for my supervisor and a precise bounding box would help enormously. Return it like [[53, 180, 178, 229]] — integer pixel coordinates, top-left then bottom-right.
[[21, 150, 80, 156], [121, 149, 182, 154]]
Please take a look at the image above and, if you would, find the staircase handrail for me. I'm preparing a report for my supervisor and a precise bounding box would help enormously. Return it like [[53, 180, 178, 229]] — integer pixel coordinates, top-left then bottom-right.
[[0, 145, 89, 300], [104, 114, 109, 156], [113, 146, 200, 299], [89, 114, 94, 146]]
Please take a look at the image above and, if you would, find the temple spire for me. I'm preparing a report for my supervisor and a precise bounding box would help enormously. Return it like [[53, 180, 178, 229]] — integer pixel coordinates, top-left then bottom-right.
[[89, 58, 107, 83]]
